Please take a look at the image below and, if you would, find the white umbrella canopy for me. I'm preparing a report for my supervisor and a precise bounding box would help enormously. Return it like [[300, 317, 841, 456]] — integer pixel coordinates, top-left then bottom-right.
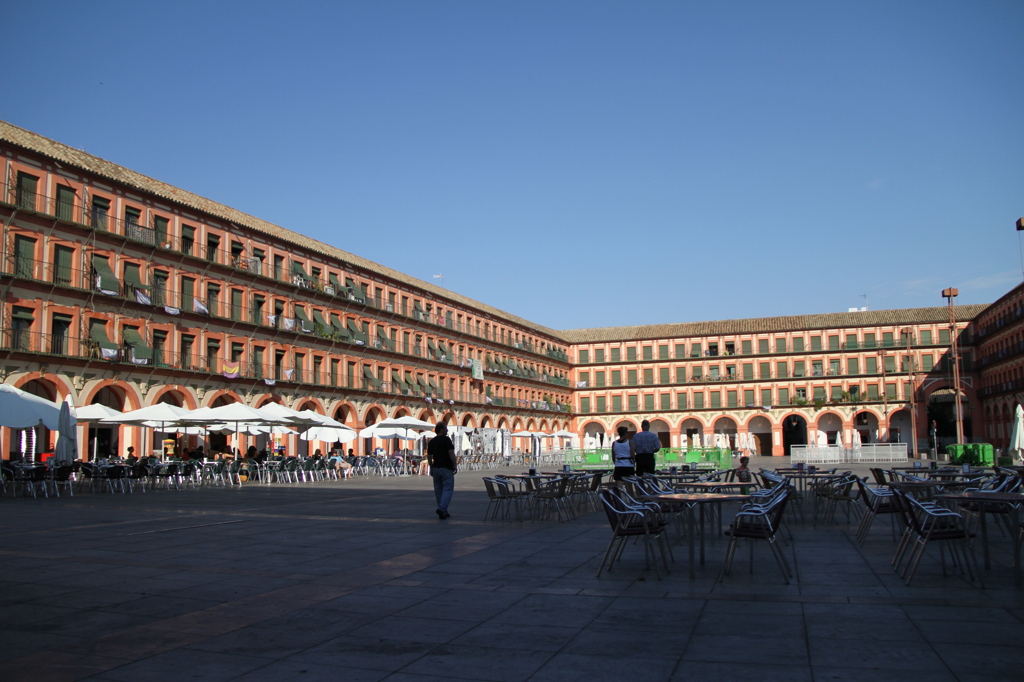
[[375, 415, 435, 430], [54, 395, 78, 464], [817, 430, 828, 446], [101, 403, 190, 425], [301, 426, 357, 443], [851, 429, 862, 446], [511, 430, 534, 437], [835, 430, 844, 447], [185, 403, 292, 425], [1009, 405, 1024, 461], [74, 404, 123, 423], [257, 402, 321, 425], [552, 429, 575, 437], [693, 433, 702, 449], [206, 422, 297, 436], [0, 383, 62, 429]]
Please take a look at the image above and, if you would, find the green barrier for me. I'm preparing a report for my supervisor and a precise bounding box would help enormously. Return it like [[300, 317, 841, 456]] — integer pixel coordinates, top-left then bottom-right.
[[946, 443, 995, 466], [563, 448, 735, 470]]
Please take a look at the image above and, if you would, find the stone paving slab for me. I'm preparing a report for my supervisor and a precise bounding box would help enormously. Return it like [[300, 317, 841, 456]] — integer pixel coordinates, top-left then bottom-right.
[[0, 468, 1022, 681]]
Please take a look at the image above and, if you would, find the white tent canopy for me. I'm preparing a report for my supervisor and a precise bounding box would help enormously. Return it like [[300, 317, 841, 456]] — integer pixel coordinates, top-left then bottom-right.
[[0, 383, 63, 430]]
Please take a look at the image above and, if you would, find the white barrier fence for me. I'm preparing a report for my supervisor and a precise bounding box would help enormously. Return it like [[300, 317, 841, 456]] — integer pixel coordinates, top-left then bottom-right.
[[790, 444, 908, 465]]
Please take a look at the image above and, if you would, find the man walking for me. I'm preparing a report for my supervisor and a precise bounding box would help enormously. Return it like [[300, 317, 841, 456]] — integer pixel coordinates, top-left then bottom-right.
[[632, 419, 661, 475], [427, 423, 457, 519]]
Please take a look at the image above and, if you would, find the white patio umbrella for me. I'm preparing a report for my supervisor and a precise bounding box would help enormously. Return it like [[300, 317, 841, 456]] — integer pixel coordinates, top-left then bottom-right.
[[835, 430, 844, 447], [1009, 405, 1024, 461], [693, 433, 702, 449], [102, 403, 191, 458], [852, 429, 862, 447], [0, 383, 62, 430], [74, 404, 123, 461], [53, 395, 78, 464], [817, 430, 828, 446], [256, 402, 322, 425]]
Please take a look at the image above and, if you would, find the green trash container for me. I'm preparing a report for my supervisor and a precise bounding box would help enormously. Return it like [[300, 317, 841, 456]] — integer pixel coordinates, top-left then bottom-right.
[[976, 443, 995, 465]]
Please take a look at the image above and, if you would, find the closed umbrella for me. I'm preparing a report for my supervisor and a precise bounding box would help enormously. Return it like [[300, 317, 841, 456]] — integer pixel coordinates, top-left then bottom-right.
[[852, 429, 862, 447], [54, 395, 78, 464], [1009, 405, 1024, 461], [817, 430, 828, 446], [834, 430, 844, 447]]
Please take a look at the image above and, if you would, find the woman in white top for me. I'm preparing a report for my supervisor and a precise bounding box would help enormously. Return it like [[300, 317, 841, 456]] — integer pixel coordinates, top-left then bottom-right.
[[610, 425, 635, 481]]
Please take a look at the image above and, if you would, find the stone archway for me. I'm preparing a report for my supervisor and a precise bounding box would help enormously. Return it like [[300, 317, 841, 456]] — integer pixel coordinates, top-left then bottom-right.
[[746, 415, 772, 456], [853, 410, 880, 444], [648, 419, 671, 449], [816, 412, 844, 445], [713, 416, 738, 450], [782, 414, 807, 456], [582, 421, 608, 448], [679, 417, 704, 449]]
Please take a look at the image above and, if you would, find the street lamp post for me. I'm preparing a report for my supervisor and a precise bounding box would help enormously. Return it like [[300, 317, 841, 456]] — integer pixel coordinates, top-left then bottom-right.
[[942, 288, 965, 445], [902, 327, 919, 458]]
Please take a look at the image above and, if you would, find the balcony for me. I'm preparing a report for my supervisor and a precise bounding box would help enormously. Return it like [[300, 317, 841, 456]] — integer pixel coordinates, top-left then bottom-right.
[[2, 181, 570, 367]]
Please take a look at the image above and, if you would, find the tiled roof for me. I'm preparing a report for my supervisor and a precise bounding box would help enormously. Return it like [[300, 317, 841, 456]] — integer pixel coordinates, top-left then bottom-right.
[[560, 305, 989, 344], [0, 120, 562, 341]]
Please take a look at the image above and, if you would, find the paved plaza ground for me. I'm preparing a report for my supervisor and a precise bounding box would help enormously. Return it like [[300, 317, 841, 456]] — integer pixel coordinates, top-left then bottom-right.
[[2, 460, 1023, 682]]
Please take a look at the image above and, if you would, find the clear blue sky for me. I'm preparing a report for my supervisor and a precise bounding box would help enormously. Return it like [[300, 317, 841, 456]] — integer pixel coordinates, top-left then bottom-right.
[[5, 1, 1022, 330]]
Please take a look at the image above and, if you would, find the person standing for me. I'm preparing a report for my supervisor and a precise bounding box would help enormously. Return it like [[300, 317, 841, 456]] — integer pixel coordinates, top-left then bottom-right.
[[632, 419, 661, 475], [611, 426, 635, 481], [427, 423, 457, 519]]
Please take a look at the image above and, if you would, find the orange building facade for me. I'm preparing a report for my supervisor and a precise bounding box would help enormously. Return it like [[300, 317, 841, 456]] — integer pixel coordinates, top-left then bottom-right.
[[0, 119, 1015, 459], [564, 309, 982, 457], [0, 121, 572, 459]]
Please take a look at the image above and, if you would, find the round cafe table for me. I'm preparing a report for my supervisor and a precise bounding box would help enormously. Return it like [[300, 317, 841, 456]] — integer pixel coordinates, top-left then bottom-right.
[[648, 492, 751, 579]]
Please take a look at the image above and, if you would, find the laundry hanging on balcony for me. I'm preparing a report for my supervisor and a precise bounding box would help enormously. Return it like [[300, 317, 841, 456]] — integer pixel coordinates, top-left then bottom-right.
[[193, 297, 209, 315]]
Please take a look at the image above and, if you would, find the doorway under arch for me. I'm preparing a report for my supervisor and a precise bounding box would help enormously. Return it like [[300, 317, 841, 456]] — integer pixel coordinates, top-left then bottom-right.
[[782, 414, 807, 456]]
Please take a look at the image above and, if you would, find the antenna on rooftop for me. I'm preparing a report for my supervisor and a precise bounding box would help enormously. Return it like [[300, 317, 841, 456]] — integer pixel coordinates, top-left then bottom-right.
[[860, 294, 868, 311], [433, 274, 444, 288]]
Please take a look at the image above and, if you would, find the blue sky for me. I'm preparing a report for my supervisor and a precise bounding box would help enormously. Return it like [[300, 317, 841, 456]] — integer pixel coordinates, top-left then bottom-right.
[[5, 1, 1022, 330]]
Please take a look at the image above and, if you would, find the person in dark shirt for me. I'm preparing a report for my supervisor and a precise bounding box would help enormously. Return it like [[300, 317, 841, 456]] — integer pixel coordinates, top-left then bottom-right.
[[427, 423, 457, 519]]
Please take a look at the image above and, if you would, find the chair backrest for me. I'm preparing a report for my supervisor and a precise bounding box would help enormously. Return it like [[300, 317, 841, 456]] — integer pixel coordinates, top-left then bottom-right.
[[52, 465, 73, 482], [483, 478, 500, 500]]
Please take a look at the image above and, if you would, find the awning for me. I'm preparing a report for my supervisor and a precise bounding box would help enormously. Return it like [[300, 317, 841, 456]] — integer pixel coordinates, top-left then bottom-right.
[[312, 310, 329, 329], [10, 309, 34, 321], [427, 339, 438, 355], [121, 328, 153, 359], [362, 366, 382, 387], [89, 322, 118, 350], [379, 334, 394, 351], [328, 273, 349, 295], [417, 375, 429, 388], [347, 319, 366, 344], [428, 378, 440, 394], [294, 307, 311, 322], [330, 314, 350, 339], [405, 372, 416, 391], [91, 255, 119, 292], [391, 370, 407, 392], [438, 342, 450, 357], [929, 388, 966, 403], [123, 264, 149, 290], [291, 261, 311, 279]]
